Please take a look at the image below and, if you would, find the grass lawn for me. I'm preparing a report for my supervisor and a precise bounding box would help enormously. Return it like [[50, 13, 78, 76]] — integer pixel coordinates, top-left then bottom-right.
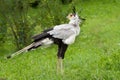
[[0, 1, 120, 80]]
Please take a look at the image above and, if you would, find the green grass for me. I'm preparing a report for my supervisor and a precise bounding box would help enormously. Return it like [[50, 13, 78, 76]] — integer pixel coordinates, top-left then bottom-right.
[[0, 1, 120, 80]]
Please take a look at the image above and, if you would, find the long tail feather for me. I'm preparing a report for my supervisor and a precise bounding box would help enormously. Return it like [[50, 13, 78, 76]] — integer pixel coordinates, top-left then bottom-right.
[[6, 37, 53, 59], [6, 43, 34, 59]]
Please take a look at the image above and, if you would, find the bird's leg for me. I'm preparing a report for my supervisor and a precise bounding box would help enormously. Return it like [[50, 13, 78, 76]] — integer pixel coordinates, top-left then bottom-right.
[[57, 57, 64, 74], [57, 57, 60, 73], [59, 57, 64, 74], [56, 42, 68, 74]]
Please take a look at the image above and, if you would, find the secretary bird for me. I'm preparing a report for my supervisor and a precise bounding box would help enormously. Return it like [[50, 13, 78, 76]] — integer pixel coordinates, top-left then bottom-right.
[[6, 10, 85, 73]]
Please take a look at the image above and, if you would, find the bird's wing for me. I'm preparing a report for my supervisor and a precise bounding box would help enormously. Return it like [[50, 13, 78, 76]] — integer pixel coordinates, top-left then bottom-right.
[[32, 28, 53, 42], [48, 24, 76, 40]]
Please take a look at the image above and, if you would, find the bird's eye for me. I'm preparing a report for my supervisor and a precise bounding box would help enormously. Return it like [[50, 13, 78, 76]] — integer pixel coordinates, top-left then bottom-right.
[[70, 14, 73, 17]]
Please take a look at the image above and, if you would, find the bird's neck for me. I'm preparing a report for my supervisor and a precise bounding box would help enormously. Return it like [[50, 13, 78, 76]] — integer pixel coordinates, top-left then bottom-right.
[[69, 19, 79, 26]]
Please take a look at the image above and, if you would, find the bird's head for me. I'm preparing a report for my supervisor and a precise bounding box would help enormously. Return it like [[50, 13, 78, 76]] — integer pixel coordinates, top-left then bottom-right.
[[67, 6, 86, 24], [66, 13, 76, 20], [66, 13, 80, 24], [67, 13, 85, 25], [67, 13, 85, 21]]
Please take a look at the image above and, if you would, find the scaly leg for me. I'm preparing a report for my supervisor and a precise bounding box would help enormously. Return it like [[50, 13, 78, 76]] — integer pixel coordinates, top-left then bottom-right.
[[57, 57, 64, 74]]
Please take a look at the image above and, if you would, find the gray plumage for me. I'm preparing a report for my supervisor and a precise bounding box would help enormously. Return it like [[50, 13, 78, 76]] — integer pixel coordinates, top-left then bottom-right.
[[48, 24, 75, 40], [48, 13, 81, 44]]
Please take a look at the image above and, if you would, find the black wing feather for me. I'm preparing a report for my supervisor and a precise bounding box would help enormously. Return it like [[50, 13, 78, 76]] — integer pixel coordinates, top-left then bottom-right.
[[32, 28, 53, 42]]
